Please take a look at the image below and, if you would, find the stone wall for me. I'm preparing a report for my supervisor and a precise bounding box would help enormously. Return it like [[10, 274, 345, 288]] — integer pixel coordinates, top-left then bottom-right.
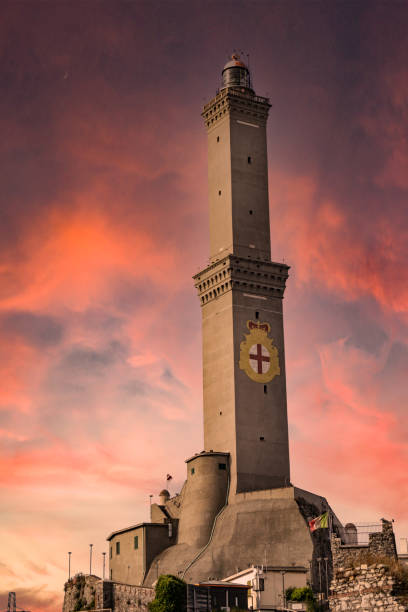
[[331, 519, 397, 570], [63, 574, 99, 612], [63, 575, 154, 612], [329, 520, 408, 611], [330, 563, 408, 611]]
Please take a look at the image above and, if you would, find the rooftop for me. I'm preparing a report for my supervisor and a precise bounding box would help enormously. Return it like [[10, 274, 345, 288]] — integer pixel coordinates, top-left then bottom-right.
[[106, 522, 168, 541]]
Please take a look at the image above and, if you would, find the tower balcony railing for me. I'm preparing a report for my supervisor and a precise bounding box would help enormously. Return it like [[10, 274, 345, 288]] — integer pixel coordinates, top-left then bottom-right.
[[203, 87, 270, 112]]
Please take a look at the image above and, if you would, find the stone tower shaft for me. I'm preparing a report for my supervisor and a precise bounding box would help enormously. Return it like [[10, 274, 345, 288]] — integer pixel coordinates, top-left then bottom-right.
[[203, 86, 272, 263], [194, 57, 290, 495]]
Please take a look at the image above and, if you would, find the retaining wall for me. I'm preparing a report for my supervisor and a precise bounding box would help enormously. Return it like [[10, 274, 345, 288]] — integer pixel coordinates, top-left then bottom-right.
[[63, 575, 154, 612]]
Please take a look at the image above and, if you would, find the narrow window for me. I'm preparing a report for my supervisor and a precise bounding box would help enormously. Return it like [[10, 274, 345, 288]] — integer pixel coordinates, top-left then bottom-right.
[[219, 411, 222, 415], [134, 536, 138, 550], [218, 463, 226, 470], [249, 210, 253, 215], [116, 541, 120, 555], [264, 385, 267, 394], [110, 569, 113, 580], [218, 190, 221, 195], [110, 547, 112, 559], [248, 156, 252, 164], [260, 436, 265, 441], [255, 311, 259, 319], [259, 578, 265, 591], [217, 136, 220, 142], [191, 467, 195, 475]]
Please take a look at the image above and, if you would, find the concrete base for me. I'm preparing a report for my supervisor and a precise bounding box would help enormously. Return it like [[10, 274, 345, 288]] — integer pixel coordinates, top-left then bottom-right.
[[144, 485, 342, 588]]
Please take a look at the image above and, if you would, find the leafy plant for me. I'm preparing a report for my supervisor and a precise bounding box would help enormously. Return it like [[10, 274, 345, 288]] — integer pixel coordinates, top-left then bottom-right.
[[148, 574, 187, 612], [286, 586, 318, 611], [286, 586, 315, 602]]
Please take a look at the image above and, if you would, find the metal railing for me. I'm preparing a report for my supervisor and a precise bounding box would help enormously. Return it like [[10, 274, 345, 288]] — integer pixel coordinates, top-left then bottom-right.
[[343, 522, 382, 545]]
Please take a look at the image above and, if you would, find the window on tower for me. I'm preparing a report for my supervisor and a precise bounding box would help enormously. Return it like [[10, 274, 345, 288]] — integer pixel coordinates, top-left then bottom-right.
[[218, 190, 221, 195], [248, 156, 252, 164], [217, 136, 220, 142], [134, 536, 139, 550], [116, 541, 120, 555], [218, 463, 226, 470]]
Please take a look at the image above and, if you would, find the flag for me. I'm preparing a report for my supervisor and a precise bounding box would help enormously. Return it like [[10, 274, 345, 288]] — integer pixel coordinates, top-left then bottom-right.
[[166, 474, 173, 481], [309, 512, 329, 532]]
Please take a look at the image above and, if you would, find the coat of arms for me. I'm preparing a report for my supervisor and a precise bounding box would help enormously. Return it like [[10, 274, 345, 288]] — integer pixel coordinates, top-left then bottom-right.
[[239, 320, 280, 383]]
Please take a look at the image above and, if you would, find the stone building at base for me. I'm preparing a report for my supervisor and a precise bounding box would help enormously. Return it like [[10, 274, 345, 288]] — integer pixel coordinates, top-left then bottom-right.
[[329, 520, 408, 611]]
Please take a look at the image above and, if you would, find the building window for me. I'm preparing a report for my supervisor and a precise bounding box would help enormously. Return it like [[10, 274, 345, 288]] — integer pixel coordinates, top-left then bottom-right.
[[116, 541, 120, 555], [217, 136, 220, 142], [264, 385, 267, 394], [249, 210, 253, 215], [191, 467, 195, 475], [110, 569, 113, 580], [259, 578, 265, 591], [110, 547, 112, 559], [255, 311, 259, 319], [248, 156, 252, 164], [134, 536, 138, 550], [218, 463, 226, 470], [260, 436, 265, 441], [218, 190, 221, 195]]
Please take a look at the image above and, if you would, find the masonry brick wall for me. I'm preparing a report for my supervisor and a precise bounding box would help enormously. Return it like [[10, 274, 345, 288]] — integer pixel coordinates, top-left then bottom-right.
[[331, 519, 397, 570], [330, 564, 408, 611], [329, 520, 408, 611], [63, 574, 99, 612], [63, 575, 154, 612]]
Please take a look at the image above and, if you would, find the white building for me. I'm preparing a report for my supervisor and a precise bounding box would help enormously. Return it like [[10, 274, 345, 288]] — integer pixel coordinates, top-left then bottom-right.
[[222, 564, 309, 610]]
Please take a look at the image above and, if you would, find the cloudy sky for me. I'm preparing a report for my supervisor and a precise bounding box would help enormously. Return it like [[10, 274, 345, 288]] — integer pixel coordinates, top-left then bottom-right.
[[1, 1, 407, 610]]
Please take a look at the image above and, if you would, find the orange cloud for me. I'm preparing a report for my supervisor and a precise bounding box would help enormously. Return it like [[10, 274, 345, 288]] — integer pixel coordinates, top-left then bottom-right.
[[269, 171, 408, 313]]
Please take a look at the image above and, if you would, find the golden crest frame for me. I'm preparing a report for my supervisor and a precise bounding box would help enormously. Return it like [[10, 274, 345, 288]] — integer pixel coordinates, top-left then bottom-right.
[[239, 321, 280, 383]]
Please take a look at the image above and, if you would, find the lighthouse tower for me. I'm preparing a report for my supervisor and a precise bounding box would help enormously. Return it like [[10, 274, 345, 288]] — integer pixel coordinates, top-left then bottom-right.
[[108, 56, 340, 592], [194, 54, 290, 493]]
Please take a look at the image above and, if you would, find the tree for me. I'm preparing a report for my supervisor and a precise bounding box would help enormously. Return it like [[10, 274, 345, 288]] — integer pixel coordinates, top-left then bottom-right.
[[148, 574, 187, 612]]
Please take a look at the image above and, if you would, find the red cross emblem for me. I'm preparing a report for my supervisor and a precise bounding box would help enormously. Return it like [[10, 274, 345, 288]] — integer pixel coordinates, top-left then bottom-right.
[[249, 343, 270, 374]]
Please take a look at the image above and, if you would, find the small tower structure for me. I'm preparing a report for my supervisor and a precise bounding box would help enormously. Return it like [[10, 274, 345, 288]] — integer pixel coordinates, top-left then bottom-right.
[[194, 54, 290, 493]]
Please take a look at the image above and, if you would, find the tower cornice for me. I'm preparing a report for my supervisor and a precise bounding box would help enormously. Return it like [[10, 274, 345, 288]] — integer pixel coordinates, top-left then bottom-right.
[[202, 88, 271, 131], [193, 255, 289, 306]]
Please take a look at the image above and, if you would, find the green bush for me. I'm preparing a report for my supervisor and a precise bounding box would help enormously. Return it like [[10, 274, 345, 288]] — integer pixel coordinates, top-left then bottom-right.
[[286, 586, 318, 611], [148, 574, 187, 612], [286, 586, 314, 602]]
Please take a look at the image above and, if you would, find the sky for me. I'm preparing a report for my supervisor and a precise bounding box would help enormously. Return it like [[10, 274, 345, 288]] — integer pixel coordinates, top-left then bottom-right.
[[1, 1, 408, 610]]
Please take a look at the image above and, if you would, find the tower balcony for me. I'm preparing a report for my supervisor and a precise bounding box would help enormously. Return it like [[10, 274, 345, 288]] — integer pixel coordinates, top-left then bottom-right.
[[193, 254, 289, 306], [202, 87, 271, 130]]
